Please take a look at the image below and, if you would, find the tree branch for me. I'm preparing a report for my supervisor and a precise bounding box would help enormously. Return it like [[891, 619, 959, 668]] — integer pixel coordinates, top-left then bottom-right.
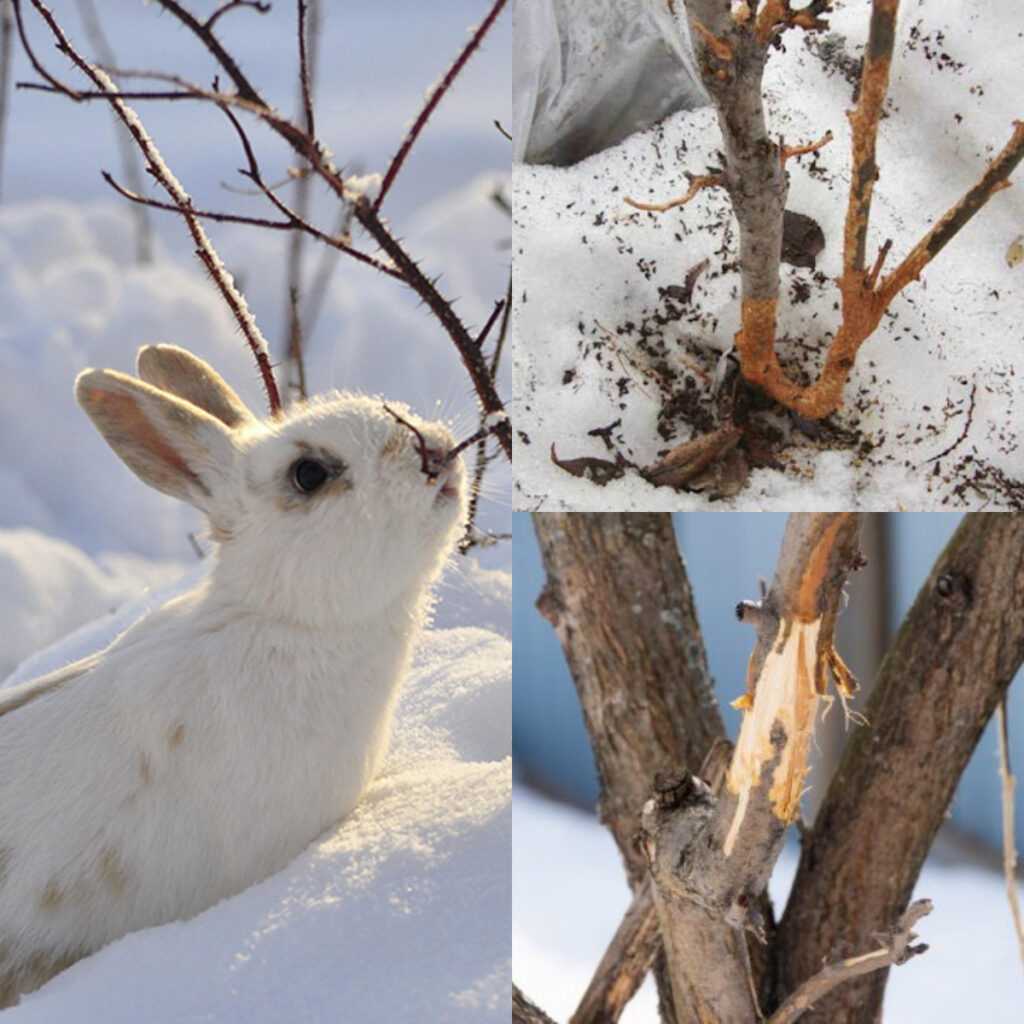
[[18, 0, 512, 455], [776, 512, 1024, 1023], [533, 512, 725, 1021], [674, 0, 1023, 420], [767, 900, 931, 1024], [0, 0, 15, 202], [15, 0, 282, 414], [639, 513, 863, 1024], [374, 0, 507, 209]]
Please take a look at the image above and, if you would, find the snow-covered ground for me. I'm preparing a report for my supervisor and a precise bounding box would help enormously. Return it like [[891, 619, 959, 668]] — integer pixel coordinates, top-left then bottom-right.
[[514, 786, 1024, 1024], [1, 1, 512, 1018], [512, 0, 1024, 509]]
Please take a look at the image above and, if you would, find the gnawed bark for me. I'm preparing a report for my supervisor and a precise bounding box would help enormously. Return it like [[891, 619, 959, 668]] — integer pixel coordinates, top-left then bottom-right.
[[639, 513, 863, 1023], [775, 512, 1024, 1023], [674, 0, 1024, 418]]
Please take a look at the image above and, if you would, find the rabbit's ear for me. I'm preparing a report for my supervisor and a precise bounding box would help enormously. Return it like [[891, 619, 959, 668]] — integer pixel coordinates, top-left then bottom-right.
[[76, 368, 238, 518], [136, 345, 256, 430]]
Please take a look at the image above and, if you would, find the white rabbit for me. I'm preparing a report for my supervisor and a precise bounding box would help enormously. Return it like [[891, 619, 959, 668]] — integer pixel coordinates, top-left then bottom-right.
[[0, 345, 467, 1007]]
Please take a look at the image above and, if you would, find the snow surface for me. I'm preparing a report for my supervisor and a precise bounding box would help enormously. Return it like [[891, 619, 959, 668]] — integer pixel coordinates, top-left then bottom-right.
[[512, 0, 1024, 509], [514, 786, 1024, 1024], [0, 2, 512, 1017]]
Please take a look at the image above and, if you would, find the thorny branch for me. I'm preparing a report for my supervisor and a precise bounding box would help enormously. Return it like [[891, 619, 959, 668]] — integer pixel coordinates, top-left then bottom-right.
[[145, 0, 512, 458], [17, 0, 512, 458], [375, 0, 508, 209], [12, 0, 282, 414]]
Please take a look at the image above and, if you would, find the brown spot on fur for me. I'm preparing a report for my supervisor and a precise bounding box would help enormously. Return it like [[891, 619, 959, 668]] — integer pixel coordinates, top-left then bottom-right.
[[169, 724, 185, 749], [99, 847, 130, 897], [139, 754, 152, 785], [38, 883, 62, 913], [381, 430, 407, 460]]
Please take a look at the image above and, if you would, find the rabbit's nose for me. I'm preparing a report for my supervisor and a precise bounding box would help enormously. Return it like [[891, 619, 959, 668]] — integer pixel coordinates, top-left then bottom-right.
[[422, 446, 448, 480]]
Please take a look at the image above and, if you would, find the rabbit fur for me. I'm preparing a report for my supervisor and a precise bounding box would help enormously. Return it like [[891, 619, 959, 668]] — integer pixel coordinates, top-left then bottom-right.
[[0, 345, 467, 1007]]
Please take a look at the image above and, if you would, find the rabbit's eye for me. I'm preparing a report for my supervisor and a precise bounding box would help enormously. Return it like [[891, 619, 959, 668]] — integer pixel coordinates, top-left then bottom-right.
[[291, 458, 330, 494]]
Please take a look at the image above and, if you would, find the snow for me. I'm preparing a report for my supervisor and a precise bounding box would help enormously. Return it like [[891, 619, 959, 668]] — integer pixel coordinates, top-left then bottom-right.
[[511, 0, 1024, 509], [514, 785, 1024, 1024], [0, 2, 511, 1017]]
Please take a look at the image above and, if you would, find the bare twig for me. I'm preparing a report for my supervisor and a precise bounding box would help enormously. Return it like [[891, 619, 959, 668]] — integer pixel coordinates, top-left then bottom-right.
[[460, 278, 512, 553], [374, 0, 508, 210], [926, 382, 976, 464], [780, 130, 833, 165], [354, 195, 512, 458], [148, 0, 512, 457], [295, 0, 315, 138], [767, 901, 932, 1024], [14, 0, 282, 414], [19, 0, 511, 455], [997, 700, 1024, 973], [101, 171, 399, 279], [623, 173, 723, 213], [73, 0, 153, 262], [204, 0, 269, 33], [285, 285, 307, 402], [301, 200, 355, 340]]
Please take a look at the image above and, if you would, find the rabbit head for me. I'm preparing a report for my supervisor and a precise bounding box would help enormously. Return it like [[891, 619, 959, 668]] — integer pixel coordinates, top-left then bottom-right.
[[76, 345, 467, 626]]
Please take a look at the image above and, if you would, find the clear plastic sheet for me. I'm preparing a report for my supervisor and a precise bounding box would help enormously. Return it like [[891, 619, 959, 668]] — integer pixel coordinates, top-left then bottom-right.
[[513, 0, 709, 166]]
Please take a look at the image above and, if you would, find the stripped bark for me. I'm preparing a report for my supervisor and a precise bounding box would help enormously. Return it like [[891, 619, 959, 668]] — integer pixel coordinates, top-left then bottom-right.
[[675, 0, 1024, 418], [639, 513, 863, 1023], [775, 512, 1024, 1023]]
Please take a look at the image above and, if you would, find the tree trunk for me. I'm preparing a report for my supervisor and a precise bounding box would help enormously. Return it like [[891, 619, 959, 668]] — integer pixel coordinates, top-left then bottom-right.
[[775, 512, 1024, 1022], [533, 512, 724, 1021]]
